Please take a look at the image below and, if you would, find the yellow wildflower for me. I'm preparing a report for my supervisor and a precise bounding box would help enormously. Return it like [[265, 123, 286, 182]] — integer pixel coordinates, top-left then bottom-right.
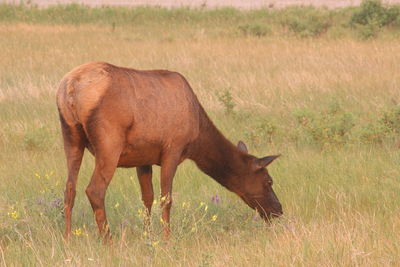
[[211, 215, 218, 221], [137, 208, 143, 216], [152, 241, 160, 247], [73, 228, 82, 236], [40, 188, 47, 194], [8, 210, 19, 219], [114, 202, 120, 208]]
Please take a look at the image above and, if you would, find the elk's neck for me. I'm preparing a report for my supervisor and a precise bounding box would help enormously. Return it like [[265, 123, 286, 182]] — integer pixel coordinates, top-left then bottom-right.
[[187, 112, 248, 191]]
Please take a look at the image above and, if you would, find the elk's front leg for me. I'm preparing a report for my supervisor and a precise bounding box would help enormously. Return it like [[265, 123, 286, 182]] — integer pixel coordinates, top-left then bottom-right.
[[159, 151, 181, 238], [137, 165, 153, 230]]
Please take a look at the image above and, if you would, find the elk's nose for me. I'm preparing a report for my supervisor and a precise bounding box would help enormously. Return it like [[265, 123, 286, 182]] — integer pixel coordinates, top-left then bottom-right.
[[274, 202, 283, 216]]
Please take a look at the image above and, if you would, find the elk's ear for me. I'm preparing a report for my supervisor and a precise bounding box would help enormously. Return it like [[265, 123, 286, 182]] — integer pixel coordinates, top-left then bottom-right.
[[237, 141, 248, 153], [254, 155, 280, 169]]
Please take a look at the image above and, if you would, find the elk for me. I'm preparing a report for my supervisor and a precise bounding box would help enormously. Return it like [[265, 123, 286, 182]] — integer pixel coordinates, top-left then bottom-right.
[[57, 62, 282, 239]]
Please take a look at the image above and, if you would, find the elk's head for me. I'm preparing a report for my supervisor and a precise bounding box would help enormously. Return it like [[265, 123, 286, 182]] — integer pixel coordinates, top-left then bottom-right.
[[236, 141, 282, 220]]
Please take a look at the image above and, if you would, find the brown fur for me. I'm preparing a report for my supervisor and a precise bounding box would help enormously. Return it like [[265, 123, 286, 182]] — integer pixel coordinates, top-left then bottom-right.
[[57, 62, 282, 239]]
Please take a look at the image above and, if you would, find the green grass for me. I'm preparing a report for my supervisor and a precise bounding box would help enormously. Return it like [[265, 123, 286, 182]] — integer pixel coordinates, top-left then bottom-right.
[[1, 2, 400, 39], [1, 3, 400, 266]]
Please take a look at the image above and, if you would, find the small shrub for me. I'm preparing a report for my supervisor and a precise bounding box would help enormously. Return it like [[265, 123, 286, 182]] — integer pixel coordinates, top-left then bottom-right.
[[238, 23, 270, 37], [286, 15, 331, 37], [355, 21, 380, 39], [43, 4, 91, 24], [245, 118, 277, 145], [385, 6, 400, 26], [358, 122, 388, 144], [355, 106, 400, 144], [380, 105, 400, 133], [350, 0, 400, 38], [281, 7, 332, 37], [293, 103, 355, 145], [217, 89, 235, 115], [23, 127, 48, 150], [392, 13, 400, 27], [351, 0, 399, 27], [351, 0, 387, 26], [293, 108, 316, 127]]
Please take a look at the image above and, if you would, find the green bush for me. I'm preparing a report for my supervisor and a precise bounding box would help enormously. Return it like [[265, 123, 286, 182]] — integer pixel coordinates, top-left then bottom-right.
[[294, 103, 355, 145], [355, 22, 380, 39], [350, 0, 400, 38], [358, 122, 388, 144], [286, 14, 331, 37], [293, 108, 316, 127], [380, 105, 400, 133], [281, 7, 332, 37], [23, 127, 49, 150], [355, 106, 399, 144], [217, 89, 235, 115], [238, 22, 270, 37], [393, 14, 400, 27], [351, 0, 400, 27], [385, 6, 400, 26], [245, 118, 277, 145]]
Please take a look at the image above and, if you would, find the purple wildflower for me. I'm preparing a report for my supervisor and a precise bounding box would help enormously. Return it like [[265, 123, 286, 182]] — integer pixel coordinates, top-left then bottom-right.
[[211, 194, 221, 205], [49, 198, 63, 209]]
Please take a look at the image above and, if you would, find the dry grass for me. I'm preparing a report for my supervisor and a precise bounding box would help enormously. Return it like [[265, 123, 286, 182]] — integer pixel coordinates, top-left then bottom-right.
[[3, 0, 400, 9], [1, 24, 399, 111], [0, 22, 399, 266]]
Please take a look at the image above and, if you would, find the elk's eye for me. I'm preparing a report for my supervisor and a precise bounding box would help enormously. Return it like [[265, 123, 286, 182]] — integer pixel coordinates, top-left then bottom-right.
[[267, 180, 273, 186]]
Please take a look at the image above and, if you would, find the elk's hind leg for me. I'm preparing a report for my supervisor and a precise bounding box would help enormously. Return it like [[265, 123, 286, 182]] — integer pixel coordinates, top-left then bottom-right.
[[137, 165, 153, 230], [85, 126, 124, 239], [60, 116, 86, 239]]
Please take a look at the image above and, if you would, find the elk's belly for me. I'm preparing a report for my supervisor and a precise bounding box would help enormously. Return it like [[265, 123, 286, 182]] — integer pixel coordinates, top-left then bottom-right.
[[117, 143, 162, 167]]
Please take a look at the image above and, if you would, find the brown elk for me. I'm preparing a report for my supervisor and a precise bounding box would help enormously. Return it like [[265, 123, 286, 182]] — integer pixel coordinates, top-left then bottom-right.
[[57, 62, 282, 239]]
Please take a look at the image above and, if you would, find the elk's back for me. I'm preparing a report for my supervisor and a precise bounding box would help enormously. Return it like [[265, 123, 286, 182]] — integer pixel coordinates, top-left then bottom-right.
[[57, 62, 201, 166]]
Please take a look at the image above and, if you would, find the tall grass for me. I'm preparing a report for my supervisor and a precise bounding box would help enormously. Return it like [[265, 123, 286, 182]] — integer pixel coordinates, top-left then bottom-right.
[[1, 3, 400, 266]]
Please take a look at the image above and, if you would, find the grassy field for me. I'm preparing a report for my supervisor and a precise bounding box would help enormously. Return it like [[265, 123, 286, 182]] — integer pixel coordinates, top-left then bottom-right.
[[0, 3, 400, 266]]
